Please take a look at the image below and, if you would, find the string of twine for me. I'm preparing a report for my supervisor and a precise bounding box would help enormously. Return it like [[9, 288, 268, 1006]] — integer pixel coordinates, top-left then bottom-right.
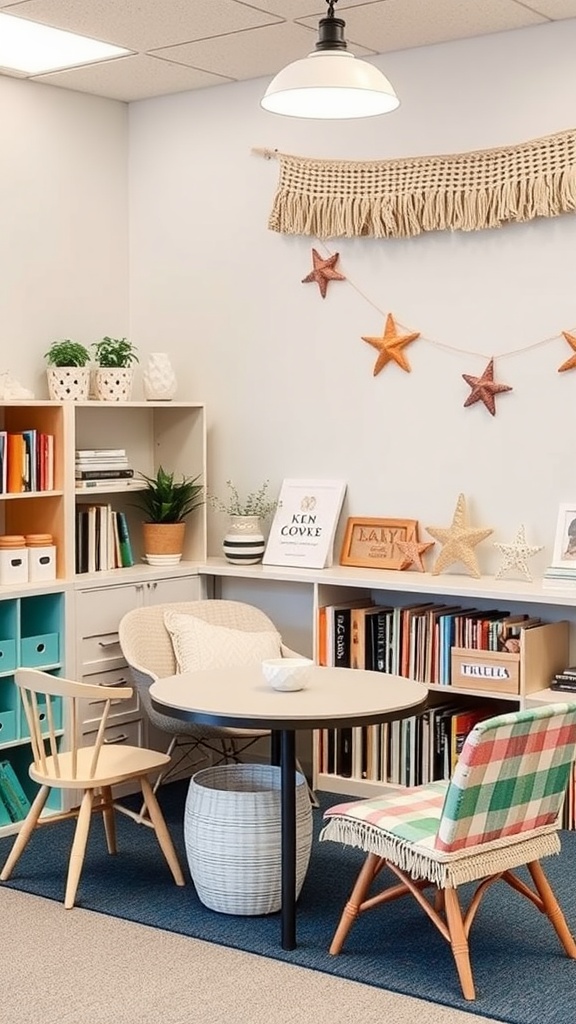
[[322, 243, 572, 361]]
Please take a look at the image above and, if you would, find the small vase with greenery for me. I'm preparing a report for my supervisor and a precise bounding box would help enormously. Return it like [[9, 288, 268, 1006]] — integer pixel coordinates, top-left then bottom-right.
[[92, 337, 139, 402], [209, 480, 279, 565], [132, 466, 204, 562], [44, 339, 91, 401]]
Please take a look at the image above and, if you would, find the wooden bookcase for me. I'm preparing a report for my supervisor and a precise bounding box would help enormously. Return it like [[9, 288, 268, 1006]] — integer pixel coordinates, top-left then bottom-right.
[[0, 400, 207, 837]]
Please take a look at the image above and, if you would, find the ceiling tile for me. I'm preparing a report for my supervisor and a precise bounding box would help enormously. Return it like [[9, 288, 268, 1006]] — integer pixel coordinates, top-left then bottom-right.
[[1, 0, 282, 50], [32, 53, 230, 102], [299, 0, 547, 53], [154, 20, 375, 80], [520, 0, 576, 16]]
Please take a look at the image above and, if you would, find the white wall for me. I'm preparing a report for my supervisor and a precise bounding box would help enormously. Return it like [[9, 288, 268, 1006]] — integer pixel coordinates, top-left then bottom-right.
[[0, 77, 129, 396], [128, 19, 576, 573]]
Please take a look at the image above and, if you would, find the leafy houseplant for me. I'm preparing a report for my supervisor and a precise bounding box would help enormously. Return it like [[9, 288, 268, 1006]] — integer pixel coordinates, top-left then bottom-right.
[[92, 337, 139, 368], [132, 466, 204, 562], [92, 337, 139, 402], [44, 339, 91, 401], [209, 480, 279, 565]]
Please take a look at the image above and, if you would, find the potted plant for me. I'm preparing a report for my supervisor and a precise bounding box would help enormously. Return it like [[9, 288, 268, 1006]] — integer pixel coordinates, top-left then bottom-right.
[[44, 339, 91, 401], [132, 466, 204, 563], [209, 480, 279, 564], [92, 336, 139, 402]]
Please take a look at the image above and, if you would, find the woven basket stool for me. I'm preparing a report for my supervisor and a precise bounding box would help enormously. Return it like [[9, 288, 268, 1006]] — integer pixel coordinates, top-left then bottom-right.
[[185, 763, 313, 915]]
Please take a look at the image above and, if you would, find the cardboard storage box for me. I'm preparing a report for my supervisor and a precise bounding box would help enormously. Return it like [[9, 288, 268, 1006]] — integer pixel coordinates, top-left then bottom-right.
[[451, 620, 569, 697]]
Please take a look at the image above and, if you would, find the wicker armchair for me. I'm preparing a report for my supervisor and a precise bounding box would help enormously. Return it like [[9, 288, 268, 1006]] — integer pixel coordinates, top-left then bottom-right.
[[118, 599, 305, 796]]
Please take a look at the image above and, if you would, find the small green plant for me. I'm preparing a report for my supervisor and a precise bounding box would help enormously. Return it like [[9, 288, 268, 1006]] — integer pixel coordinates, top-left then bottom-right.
[[209, 480, 279, 520], [44, 340, 91, 367], [133, 467, 204, 523], [92, 337, 139, 368]]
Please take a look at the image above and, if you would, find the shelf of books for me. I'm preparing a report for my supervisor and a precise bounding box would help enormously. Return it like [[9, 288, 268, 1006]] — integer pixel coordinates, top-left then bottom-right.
[[201, 559, 576, 828]]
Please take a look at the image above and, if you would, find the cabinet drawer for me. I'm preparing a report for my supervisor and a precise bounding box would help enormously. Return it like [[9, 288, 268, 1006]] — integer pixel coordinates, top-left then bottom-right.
[[81, 717, 143, 749], [77, 586, 139, 638], [80, 666, 139, 725], [81, 632, 124, 671]]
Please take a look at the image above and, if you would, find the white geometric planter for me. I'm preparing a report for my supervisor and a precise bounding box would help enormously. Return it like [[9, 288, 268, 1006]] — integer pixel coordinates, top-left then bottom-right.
[[222, 515, 266, 565], [185, 763, 313, 916], [143, 352, 177, 401], [46, 366, 90, 401], [94, 367, 134, 402]]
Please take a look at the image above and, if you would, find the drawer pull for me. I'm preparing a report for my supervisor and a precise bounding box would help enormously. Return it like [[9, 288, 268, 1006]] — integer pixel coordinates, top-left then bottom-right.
[[99, 677, 127, 687], [103, 733, 129, 745], [98, 639, 120, 649]]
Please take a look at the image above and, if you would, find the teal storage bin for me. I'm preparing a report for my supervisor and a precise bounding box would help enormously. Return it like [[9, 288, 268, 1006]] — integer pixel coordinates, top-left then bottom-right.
[[20, 698, 62, 739], [20, 633, 59, 668], [0, 710, 17, 744], [0, 639, 16, 673]]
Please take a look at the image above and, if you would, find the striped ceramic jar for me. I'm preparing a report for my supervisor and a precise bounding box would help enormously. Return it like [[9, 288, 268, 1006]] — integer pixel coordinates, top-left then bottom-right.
[[222, 515, 265, 565]]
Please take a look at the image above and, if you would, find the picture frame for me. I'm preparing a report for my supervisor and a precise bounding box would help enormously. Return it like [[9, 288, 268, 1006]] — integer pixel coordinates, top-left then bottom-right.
[[551, 503, 576, 567], [340, 517, 419, 570]]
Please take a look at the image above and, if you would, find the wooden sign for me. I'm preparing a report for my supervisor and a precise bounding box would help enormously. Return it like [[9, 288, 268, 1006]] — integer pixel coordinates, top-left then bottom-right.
[[340, 517, 418, 570]]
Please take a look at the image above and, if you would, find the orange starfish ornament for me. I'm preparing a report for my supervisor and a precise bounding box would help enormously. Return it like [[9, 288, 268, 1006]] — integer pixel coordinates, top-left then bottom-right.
[[396, 539, 435, 572], [558, 331, 576, 372], [301, 248, 345, 299], [362, 313, 420, 376], [462, 357, 512, 416]]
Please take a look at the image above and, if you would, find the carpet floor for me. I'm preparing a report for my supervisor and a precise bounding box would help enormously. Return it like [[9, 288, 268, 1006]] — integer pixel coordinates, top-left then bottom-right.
[[0, 780, 575, 1024]]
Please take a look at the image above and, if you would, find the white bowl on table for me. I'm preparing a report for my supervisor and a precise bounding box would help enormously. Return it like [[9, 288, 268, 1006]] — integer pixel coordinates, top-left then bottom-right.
[[262, 657, 314, 691]]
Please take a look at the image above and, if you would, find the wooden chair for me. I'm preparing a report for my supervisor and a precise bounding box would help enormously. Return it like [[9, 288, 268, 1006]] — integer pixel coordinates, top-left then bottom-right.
[[321, 702, 576, 1000], [0, 668, 185, 908]]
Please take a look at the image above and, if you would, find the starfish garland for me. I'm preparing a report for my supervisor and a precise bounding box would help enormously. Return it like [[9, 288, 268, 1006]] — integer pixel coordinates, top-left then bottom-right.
[[494, 525, 543, 582], [462, 357, 512, 416], [396, 539, 435, 573], [362, 313, 420, 376], [426, 493, 493, 578], [558, 331, 576, 372], [301, 248, 345, 299]]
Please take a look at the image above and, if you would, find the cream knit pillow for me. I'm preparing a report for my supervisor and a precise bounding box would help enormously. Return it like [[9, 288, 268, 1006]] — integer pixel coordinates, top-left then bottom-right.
[[164, 611, 282, 673]]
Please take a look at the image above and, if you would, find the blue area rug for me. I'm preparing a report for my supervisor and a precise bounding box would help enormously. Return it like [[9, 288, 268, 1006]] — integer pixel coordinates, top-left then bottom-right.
[[1, 779, 575, 1023]]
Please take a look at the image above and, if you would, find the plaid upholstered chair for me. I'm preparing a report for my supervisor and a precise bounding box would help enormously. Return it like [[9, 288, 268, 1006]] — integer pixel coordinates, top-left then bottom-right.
[[320, 703, 576, 1000]]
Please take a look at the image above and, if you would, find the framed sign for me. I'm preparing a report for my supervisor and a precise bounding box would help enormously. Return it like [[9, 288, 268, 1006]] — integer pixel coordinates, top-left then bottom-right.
[[340, 517, 418, 570], [263, 479, 347, 569], [551, 503, 576, 567]]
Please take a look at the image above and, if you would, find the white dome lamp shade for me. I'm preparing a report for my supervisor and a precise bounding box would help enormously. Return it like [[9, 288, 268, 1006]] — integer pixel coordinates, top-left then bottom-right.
[[261, 0, 399, 120]]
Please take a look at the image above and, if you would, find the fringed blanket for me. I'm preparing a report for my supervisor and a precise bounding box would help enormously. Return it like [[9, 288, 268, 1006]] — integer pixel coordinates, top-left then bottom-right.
[[262, 128, 576, 239]]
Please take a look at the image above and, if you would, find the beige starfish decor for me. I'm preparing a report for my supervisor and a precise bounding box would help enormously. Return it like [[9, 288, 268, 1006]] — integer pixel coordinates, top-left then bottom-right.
[[426, 494, 493, 578], [397, 539, 435, 573], [494, 525, 543, 582]]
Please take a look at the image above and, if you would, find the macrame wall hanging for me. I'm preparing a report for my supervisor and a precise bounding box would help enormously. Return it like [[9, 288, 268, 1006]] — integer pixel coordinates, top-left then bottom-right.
[[254, 127, 576, 239]]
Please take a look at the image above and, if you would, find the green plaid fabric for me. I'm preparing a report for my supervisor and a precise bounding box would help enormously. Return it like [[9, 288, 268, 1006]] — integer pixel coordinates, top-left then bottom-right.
[[322, 703, 576, 862], [436, 702, 576, 852]]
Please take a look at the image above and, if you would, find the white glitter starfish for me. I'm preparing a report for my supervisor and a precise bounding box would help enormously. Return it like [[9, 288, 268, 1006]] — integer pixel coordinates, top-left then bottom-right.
[[494, 525, 543, 582]]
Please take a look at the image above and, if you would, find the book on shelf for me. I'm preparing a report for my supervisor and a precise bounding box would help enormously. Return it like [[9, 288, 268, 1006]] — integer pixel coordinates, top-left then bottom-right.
[[75, 469, 134, 480], [6, 432, 25, 492], [76, 448, 126, 458], [117, 511, 135, 567], [550, 678, 576, 692], [449, 706, 493, 772], [75, 479, 143, 491], [322, 598, 373, 668], [263, 478, 347, 569], [0, 760, 31, 821]]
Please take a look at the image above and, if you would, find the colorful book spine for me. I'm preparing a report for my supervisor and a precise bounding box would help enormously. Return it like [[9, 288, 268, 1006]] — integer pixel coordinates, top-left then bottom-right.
[[117, 511, 134, 567], [75, 469, 134, 480]]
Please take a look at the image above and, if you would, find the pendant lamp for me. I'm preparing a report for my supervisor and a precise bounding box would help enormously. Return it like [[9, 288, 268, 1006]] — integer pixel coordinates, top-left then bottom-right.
[[261, 0, 399, 120]]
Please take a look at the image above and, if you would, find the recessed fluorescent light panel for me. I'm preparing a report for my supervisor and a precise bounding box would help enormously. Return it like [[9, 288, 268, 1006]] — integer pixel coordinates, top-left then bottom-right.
[[0, 12, 131, 75]]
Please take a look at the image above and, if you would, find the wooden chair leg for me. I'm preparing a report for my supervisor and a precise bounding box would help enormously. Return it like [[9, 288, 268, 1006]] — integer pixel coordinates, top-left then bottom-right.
[[444, 886, 476, 1000], [140, 776, 185, 886], [527, 860, 576, 958], [330, 852, 380, 955], [0, 785, 50, 881], [65, 789, 94, 909], [101, 786, 117, 854]]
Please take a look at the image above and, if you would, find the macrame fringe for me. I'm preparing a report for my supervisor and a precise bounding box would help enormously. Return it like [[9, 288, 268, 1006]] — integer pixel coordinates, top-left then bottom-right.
[[264, 129, 576, 239], [319, 819, 560, 887]]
